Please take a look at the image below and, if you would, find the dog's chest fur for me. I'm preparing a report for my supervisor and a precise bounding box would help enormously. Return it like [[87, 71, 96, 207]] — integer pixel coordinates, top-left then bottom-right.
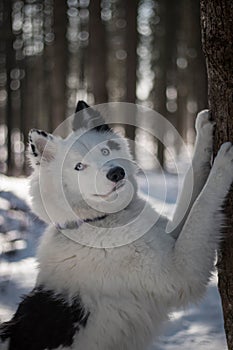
[[35, 221, 174, 350], [38, 227, 146, 296], [37, 217, 172, 299]]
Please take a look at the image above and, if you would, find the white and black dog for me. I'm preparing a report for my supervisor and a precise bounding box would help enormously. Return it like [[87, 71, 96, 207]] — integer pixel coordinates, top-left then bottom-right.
[[1, 101, 233, 350]]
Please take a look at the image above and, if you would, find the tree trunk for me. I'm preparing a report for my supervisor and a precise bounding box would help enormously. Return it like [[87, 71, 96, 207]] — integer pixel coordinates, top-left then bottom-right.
[[50, 0, 67, 130], [200, 1, 233, 348], [124, 0, 138, 150], [4, 0, 14, 175], [89, 0, 108, 104], [152, 0, 178, 167]]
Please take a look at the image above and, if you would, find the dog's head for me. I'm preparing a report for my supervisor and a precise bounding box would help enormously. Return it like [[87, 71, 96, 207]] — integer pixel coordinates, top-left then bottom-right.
[[28, 101, 137, 224]]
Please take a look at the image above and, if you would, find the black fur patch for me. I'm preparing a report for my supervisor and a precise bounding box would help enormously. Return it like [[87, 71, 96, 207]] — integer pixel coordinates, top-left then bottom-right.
[[29, 129, 49, 139], [34, 129, 48, 137], [0, 286, 90, 350], [74, 100, 111, 132], [95, 124, 111, 132], [30, 143, 38, 157], [75, 100, 90, 113], [107, 140, 121, 150], [40, 131, 48, 138]]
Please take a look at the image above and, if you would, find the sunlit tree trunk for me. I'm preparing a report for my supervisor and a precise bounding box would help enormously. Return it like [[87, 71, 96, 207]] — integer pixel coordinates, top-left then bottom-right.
[[23, 58, 37, 175], [200, 1, 233, 348], [124, 0, 138, 153], [153, 0, 178, 168]]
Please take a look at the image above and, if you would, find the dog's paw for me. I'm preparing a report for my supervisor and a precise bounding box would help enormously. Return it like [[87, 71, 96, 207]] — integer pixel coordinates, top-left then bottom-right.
[[195, 110, 215, 139], [214, 142, 233, 169], [210, 142, 233, 190], [194, 110, 215, 161]]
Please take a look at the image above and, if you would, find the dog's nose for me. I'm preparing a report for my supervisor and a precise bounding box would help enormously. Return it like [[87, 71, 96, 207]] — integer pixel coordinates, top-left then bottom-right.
[[106, 166, 125, 183]]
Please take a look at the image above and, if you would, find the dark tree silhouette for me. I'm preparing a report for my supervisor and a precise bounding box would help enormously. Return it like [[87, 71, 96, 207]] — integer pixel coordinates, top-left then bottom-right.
[[4, 0, 14, 174], [201, 1, 233, 348], [50, 0, 68, 129], [89, 0, 108, 104]]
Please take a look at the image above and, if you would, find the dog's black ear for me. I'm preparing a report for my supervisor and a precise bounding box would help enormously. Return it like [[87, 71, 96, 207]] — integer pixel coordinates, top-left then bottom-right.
[[72, 100, 111, 132], [75, 100, 90, 113]]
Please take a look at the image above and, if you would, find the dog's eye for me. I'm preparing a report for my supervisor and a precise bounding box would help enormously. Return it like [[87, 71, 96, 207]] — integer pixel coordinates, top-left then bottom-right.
[[101, 148, 110, 156], [75, 162, 85, 171]]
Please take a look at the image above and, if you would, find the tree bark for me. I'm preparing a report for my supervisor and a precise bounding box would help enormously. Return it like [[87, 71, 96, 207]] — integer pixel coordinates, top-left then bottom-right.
[[89, 0, 108, 104], [200, 1, 233, 348], [124, 0, 138, 149], [50, 0, 68, 130], [152, 0, 178, 167], [4, 0, 14, 175]]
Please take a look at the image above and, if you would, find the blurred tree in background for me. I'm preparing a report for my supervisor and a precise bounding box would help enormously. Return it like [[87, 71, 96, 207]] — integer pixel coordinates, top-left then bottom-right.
[[0, 0, 207, 175]]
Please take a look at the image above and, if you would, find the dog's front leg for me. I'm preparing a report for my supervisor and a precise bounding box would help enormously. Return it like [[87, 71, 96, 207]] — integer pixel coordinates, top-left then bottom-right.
[[170, 110, 214, 238], [172, 142, 233, 302]]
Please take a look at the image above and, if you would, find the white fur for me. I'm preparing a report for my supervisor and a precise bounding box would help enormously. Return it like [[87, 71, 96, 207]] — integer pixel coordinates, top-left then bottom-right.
[[26, 110, 233, 350], [0, 339, 9, 350]]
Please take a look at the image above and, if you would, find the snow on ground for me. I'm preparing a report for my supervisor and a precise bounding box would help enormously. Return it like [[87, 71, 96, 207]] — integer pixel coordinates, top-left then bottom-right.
[[0, 172, 227, 350]]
